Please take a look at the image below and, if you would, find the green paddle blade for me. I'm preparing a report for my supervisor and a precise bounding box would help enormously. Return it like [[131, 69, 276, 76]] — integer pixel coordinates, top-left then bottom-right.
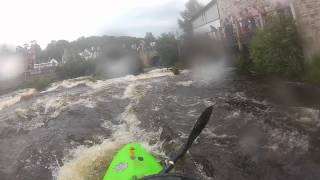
[[103, 143, 163, 180]]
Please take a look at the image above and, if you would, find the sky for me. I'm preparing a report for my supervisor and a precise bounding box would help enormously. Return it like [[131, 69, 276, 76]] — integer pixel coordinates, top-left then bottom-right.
[[0, 0, 210, 48]]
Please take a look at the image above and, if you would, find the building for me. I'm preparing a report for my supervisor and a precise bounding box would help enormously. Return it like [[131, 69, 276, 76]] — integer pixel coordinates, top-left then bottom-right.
[[190, 0, 295, 41], [16, 45, 35, 72], [292, 0, 320, 58], [16, 45, 36, 80], [190, 0, 221, 38], [190, 0, 320, 58], [216, 0, 278, 20], [33, 59, 58, 70], [26, 59, 58, 78], [16, 45, 59, 80]]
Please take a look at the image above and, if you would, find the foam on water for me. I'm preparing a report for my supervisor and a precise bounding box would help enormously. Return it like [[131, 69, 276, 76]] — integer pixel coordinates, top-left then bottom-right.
[[122, 83, 139, 99], [55, 108, 163, 180], [191, 60, 228, 84], [14, 108, 46, 131], [0, 89, 36, 111], [31, 93, 97, 119], [10, 95, 98, 131], [45, 77, 92, 92], [55, 140, 125, 180], [54, 70, 170, 180], [45, 69, 172, 94], [269, 128, 309, 154], [176, 81, 193, 87], [202, 128, 237, 139], [293, 107, 320, 126]]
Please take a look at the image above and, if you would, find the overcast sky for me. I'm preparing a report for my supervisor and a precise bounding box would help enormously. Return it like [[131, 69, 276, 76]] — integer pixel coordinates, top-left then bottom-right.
[[0, 0, 210, 48]]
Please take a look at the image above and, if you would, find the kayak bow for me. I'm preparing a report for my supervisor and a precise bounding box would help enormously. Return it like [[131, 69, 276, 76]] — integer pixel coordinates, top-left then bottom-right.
[[103, 143, 163, 180], [103, 106, 213, 180]]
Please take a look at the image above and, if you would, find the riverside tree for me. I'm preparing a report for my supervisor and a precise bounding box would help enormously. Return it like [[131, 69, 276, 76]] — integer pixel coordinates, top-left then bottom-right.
[[178, 0, 203, 37], [155, 33, 179, 67]]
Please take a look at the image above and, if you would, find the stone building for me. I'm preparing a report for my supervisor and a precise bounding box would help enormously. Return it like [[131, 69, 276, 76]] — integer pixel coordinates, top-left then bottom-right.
[[190, 1, 221, 36], [216, 0, 285, 20], [217, 0, 320, 58], [293, 0, 320, 59], [191, 0, 320, 58]]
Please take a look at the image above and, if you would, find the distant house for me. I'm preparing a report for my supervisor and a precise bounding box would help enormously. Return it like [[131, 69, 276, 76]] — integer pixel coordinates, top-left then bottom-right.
[[27, 58, 58, 77], [33, 59, 58, 70], [49, 58, 59, 66]]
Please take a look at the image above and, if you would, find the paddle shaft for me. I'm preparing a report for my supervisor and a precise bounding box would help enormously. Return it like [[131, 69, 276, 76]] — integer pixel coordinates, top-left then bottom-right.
[[162, 106, 213, 173]]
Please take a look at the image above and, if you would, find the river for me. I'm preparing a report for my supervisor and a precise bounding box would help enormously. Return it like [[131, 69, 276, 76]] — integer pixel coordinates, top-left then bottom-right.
[[0, 66, 320, 180]]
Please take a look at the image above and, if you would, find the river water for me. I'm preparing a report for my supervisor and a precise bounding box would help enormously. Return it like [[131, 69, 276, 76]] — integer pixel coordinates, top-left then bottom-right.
[[0, 67, 320, 180]]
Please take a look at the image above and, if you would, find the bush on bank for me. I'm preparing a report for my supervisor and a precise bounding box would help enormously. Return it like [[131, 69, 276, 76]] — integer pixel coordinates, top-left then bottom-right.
[[55, 60, 95, 80], [249, 17, 304, 79], [155, 33, 179, 67], [22, 75, 57, 91], [304, 54, 320, 84], [236, 45, 253, 74]]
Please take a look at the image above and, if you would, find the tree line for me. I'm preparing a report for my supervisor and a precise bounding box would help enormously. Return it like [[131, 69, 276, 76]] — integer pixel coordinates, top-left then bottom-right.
[[17, 36, 142, 64]]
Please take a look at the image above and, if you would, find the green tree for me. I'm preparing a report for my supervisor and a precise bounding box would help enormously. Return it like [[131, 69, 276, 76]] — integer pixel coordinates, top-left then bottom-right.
[[144, 32, 156, 49], [46, 40, 70, 62], [62, 47, 80, 63], [155, 33, 179, 67], [30, 40, 42, 63], [39, 50, 49, 63], [55, 60, 95, 80], [178, 0, 203, 36]]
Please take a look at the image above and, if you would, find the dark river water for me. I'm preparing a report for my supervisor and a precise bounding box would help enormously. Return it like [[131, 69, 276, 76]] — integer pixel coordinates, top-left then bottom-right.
[[0, 66, 319, 180]]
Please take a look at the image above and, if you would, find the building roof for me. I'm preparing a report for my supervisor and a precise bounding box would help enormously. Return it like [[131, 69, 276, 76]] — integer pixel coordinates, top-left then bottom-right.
[[190, 0, 217, 22], [49, 59, 59, 64]]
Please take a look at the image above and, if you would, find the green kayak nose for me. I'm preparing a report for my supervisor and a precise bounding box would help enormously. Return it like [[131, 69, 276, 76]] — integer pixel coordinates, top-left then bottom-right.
[[103, 143, 163, 180]]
